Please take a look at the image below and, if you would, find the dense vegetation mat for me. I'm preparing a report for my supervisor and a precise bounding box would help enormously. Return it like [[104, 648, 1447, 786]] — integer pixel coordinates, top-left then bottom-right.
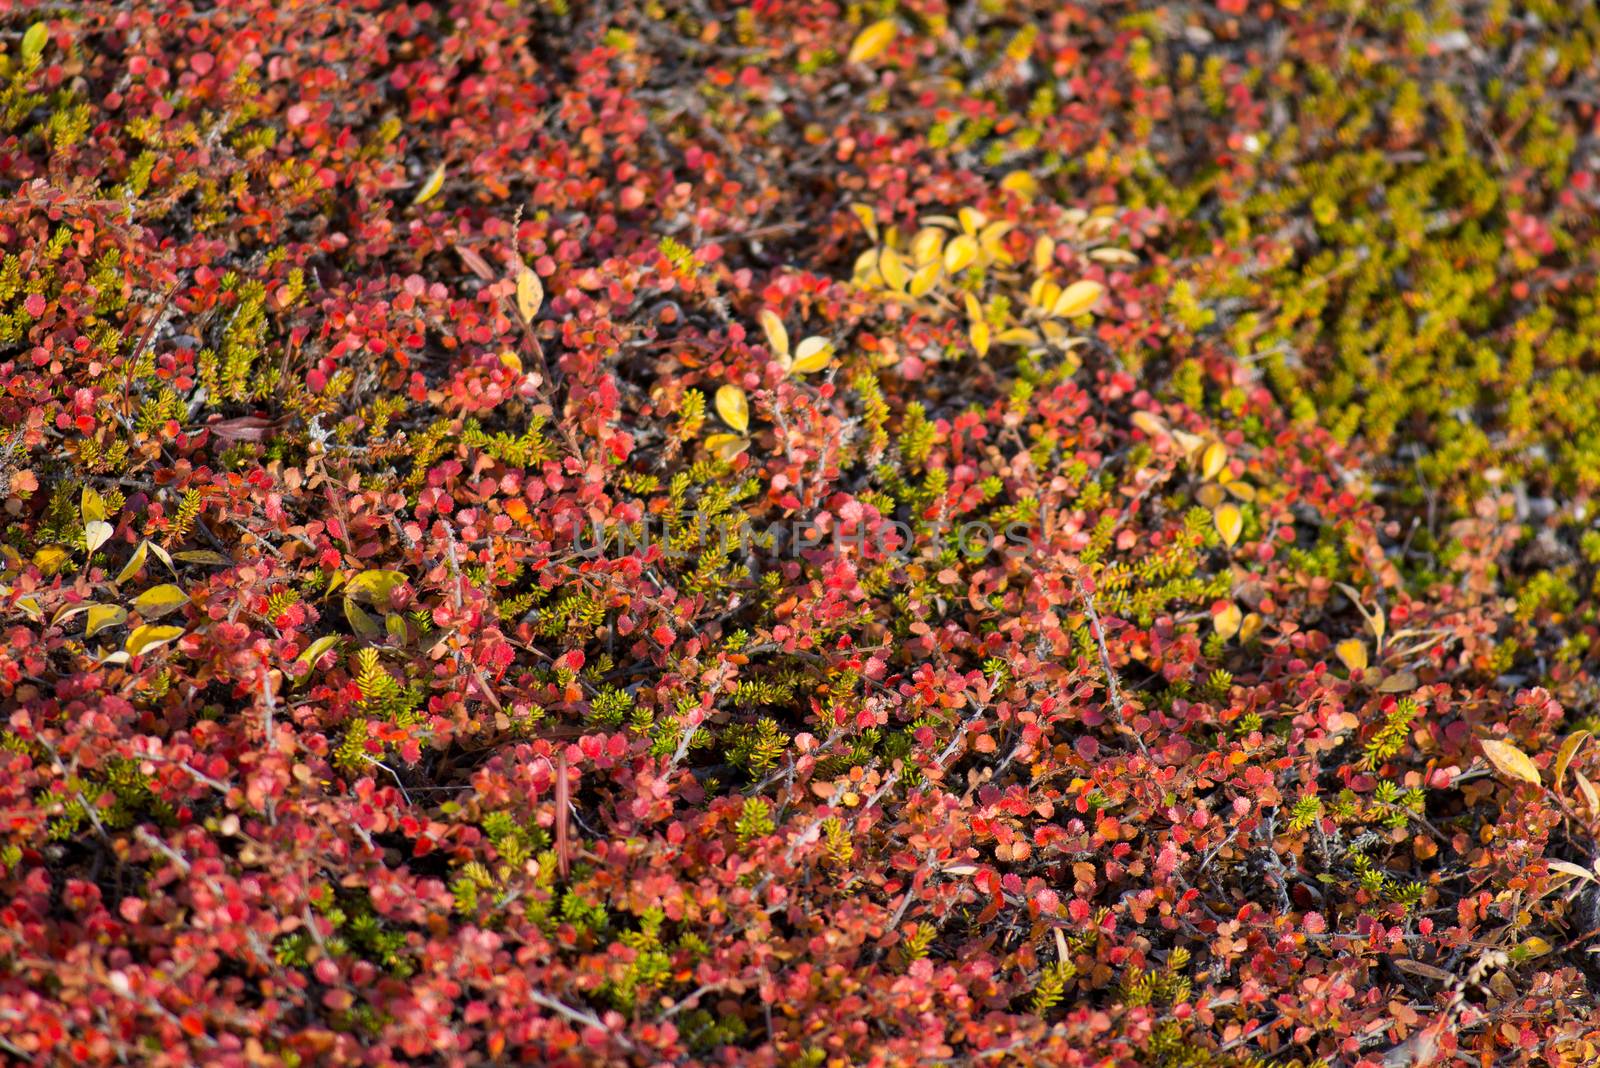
[[3, 1, 1600, 1064]]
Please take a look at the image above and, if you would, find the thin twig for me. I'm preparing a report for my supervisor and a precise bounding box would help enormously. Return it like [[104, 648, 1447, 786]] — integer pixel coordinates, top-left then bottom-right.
[[1072, 572, 1152, 760]]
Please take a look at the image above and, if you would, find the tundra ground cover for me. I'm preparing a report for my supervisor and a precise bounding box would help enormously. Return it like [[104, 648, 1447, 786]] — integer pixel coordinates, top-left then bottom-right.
[[3, 1, 1600, 1065]]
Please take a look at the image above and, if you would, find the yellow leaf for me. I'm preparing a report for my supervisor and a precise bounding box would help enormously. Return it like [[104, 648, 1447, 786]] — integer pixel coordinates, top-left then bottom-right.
[[515, 269, 544, 322], [386, 613, 409, 645], [978, 220, 1014, 259], [943, 234, 979, 274], [1196, 482, 1225, 509], [909, 227, 945, 267], [147, 540, 176, 575], [1200, 441, 1228, 482], [134, 584, 189, 619], [82, 486, 109, 524], [963, 292, 984, 322], [1556, 730, 1591, 793], [413, 163, 446, 206], [1031, 279, 1061, 311], [1518, 936, 1553, 958], [345, 569, 408, 605], [715, 384, 749, 434], [84, 520, 113, 555], [958, 207, 985, 236], [33, 545, 69, 576], [704, 433, 749, 462], [847, 19, 897, 64], [1225, 481, 1257, 502], [52, 603, 90, 627], [1335, 638, 1368, 674], [1577, 770, 1600, 812], [1051, 279, 1105, 318], [1001, 171, 1038, 202], [498, 351, 523, 374], [116, 543, 151, 585], [848, 203, 878, 241], [995, 327, 1041, 346], [125, 624, 184, 658], [298, 634, 341, 668], [85, 604, 126, 638], [852, 248, 880, 285], [790, 336, 834, 374], [1214, 504, 1243, 547], [1238, 612, 1263, 644], [908, 261, 942, 298], [1172, 430, 1206, 460], [1480, 738, 1542, 787], [877, 246, 908, 291], [1132, 412, 1171, 438], [1033, 236, 1055, 273], [1336, 581, 1387, 647], [759, 309, 789, 360], [15, 595, 41, 622], [1214, 603, 1242, 641], [969, 319, 991, 357]]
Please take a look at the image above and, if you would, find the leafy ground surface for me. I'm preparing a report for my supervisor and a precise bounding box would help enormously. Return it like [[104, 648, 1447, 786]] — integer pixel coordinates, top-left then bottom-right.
[[4, 1, 1600, 1065]]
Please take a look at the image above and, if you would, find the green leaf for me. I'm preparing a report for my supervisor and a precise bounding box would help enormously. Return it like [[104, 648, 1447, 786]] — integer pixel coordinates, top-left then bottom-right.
[[297, 634, 341, 669], [344, 598, 384, 640], [81, 486, 109, 524], [345, 569, 407, 604], [21, 22, 48, 63], [172, 550, 230, 566]]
